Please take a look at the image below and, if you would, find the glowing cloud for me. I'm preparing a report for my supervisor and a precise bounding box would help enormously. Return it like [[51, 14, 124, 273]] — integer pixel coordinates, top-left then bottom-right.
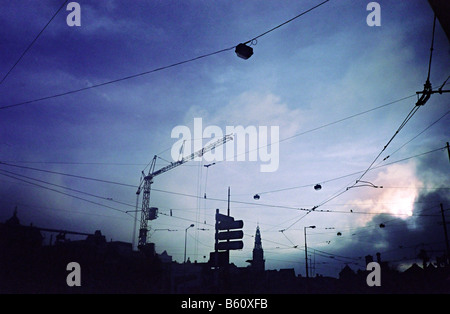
[[349, 162, 422, 224]]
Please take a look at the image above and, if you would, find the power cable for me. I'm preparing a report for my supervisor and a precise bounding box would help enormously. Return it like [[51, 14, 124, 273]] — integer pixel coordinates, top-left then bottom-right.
[[253, 145, 445, 196], [280, 211, 311, 232], [379, 109, 449, 164], [0, 161, 148, 166], [0, 171, 131, 216], [312, 102, 423, 211], [0, 46, 235, 110], [354, 103, 422, 185], [0, 199, 132, 220], [0, 1, 330, 110], [0, 168, 136, 209], [325, 14, 442, 209], [215, 94, 416, 169], [244, 0, 330, 44], [1, 146, 445, 216], [426, 14, 436, 84], [0, 161, 137, 188], [0, 0, 69, 85], [247, 16, 445, 200], [1, 93, 416, 171]]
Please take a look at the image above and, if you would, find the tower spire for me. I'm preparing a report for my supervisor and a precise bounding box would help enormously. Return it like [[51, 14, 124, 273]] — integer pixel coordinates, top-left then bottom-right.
[[250, 225, 265, 272]]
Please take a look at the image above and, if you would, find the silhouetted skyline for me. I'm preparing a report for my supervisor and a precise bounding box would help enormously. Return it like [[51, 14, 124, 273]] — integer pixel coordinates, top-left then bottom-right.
[[1, 0, 449, 284], [1, 209, 449, 293]]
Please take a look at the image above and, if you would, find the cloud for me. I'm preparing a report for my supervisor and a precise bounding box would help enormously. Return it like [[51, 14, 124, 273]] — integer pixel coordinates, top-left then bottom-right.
[[318, 152, 450, 275], [185, 91, 305, 139], [346, 161, 422, 225]]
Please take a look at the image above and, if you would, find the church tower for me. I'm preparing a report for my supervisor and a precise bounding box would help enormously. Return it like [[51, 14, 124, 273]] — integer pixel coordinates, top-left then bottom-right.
[[250, 225, 265, 272]]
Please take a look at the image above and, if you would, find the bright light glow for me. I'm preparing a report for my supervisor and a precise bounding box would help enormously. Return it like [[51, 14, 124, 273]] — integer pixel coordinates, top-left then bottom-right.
[[348, 162, 421, 224]]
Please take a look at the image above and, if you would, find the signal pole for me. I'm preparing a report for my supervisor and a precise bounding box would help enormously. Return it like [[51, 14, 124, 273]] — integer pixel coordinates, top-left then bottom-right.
[[446, 142, 449, 164], [304, 226, 316, 278], [440, 203, 450, 264], [227, 186, 230, 216]]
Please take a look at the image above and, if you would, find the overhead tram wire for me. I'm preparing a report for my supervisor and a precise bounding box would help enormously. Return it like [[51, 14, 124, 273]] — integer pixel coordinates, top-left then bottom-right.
[[342, 104, 421, 193], [258, 232, 363, 265], [4, 170, 441, 258], [1, 199, 133, 220], [377, 109, 450, 166], [2, 92, 417, 171], [2, 146, 445, 194], [0, 168, 136, 209], [0, 172, 131, 217], [0, 161, 137, 188], [309, 114, 441, 215], [243, 0, 330, 44], [0, 1, 331, 111], [1, 146, 445, 215], [242, 146, 447, 219], [280, 211, 311, 232], [252, 145, 446, 196], [0, 158, 309, 212], [0, 46, 234, 110], [1, 92, 417, 170], [0, 0, 69, 85], [214, 93, 417, 171], [247, 17, 447, 199], [0, 161, 149, 166], [308, 27, 441, 211], [330, 12, 441, 204], [309, 103, 422, 211], [151, 187, 435, 217], [272, 95, 417, 148]]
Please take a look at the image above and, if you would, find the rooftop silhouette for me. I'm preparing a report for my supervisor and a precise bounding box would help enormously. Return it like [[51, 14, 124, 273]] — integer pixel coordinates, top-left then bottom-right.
[[1, 209, 449, 294]]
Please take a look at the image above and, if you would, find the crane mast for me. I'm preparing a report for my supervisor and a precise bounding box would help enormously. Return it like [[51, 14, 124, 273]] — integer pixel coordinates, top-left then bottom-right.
[[134, 134, 233, 250]]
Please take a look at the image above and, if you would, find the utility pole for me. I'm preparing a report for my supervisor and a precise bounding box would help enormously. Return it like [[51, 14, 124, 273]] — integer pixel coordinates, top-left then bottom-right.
[[184, 224, 194, 263], [440, 203, 450, 264], [446, 142, 450, 164], [226, 186, 231, 291], [304, 226, 316, 278], [304, 228, 309, 278], [227, 186, 230, 216]]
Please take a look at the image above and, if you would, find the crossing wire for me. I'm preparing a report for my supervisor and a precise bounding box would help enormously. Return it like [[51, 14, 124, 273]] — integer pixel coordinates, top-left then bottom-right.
[[0, 0, 331, 110], [0, 0, 69, 84]]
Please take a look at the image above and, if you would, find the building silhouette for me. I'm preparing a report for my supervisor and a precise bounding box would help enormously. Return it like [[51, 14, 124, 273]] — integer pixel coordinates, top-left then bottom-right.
[[246, 225, 265, 273], [1, 207, 449, 293]]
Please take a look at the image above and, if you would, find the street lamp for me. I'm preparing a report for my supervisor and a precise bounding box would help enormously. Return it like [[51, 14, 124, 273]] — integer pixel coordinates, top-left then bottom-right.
[[184, 224, 195, 263], [235, 43, 253, 59], [304, 225, 316, 278]]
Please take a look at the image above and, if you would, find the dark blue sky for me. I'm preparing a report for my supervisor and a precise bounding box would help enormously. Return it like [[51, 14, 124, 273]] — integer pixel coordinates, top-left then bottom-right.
[[1, 0, 449, 277]]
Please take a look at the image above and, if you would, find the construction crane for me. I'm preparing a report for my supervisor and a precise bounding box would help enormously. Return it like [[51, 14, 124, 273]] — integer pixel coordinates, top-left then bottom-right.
[[133, 134, 233, 250]]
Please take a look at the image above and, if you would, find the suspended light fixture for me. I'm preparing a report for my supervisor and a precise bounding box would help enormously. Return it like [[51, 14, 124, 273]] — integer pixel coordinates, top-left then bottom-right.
[[314, 184, 322, 191], [235, 43, 253, 60], [253, 194, 260, 200]]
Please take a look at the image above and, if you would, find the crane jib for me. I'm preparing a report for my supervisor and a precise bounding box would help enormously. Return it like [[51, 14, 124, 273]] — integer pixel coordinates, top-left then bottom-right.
[[148, 134, 233, 179], [136, 134, 233, 249]]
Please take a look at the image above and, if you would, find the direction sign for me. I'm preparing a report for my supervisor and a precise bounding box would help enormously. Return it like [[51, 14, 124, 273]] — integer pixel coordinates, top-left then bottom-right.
[[217, 219, 244, 231], [216, 213, 234, 222], [215, 208, 245, 251], [215, 241, 244, 251], [216, 230, 244, 241]]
